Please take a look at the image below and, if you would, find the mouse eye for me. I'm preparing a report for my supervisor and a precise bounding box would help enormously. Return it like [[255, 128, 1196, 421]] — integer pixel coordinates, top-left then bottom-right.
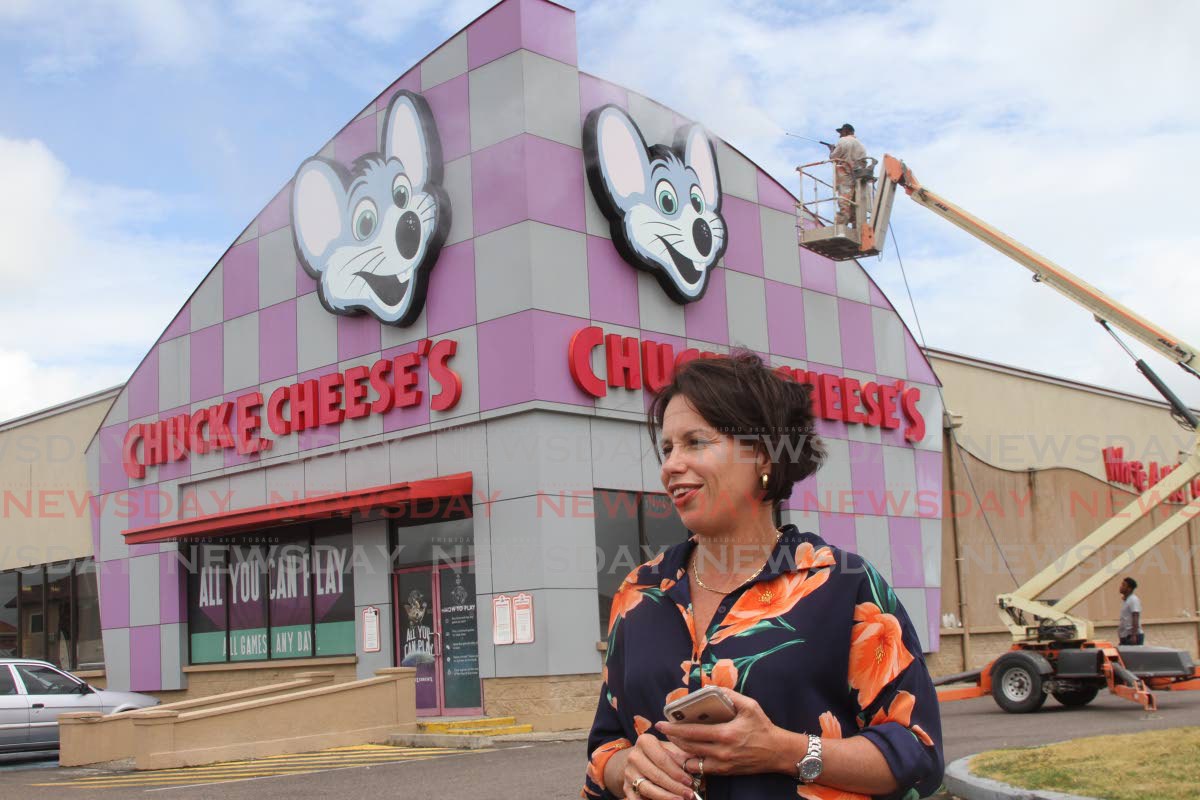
[[689, 185, 704, 213], [392, 174, 412, 209], [352, 199, 378, 241], [655, 180, 678, 215]]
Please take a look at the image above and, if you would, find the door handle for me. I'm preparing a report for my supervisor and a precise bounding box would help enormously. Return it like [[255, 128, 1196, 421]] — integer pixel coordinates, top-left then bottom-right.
[[32, 703, 44, 709], [430, 631, 441, 659]]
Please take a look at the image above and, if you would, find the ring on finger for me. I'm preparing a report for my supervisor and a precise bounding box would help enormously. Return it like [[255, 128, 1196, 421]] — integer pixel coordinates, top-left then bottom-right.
[[698, 757, 705, 780], [632, 776, 648, 795]]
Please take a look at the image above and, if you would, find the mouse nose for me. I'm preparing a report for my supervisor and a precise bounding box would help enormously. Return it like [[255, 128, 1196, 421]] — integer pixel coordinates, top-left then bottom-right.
[[692, 218, 712, 257], [396, 211, 421, 259]]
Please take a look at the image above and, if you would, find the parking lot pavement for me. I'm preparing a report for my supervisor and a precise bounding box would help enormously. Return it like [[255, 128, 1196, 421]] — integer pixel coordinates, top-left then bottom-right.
[[2, 690, 1198, 798]]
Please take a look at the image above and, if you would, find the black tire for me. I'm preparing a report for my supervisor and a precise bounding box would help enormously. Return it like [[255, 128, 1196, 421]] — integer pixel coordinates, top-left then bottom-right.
[[1051, 685, 1100, 707], [992, 657, 1047, 713]]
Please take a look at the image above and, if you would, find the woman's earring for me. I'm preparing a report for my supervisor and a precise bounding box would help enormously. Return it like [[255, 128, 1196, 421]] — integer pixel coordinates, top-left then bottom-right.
[[761, 472, 769, 491]]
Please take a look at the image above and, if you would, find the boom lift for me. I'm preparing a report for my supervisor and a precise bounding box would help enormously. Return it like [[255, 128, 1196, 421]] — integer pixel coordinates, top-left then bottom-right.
[[796, 156, 1200, 712]]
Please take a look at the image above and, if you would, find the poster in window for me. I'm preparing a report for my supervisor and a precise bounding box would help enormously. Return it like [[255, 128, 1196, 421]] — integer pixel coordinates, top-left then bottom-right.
[[313, 530, 355, 656], [268, 538, 313, 659], [187, 545, 229, 663], [228, 545, 268, 661], [438, 569, 479, 709]]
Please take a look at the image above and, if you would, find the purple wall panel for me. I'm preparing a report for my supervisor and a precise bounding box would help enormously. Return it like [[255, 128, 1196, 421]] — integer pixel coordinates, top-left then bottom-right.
[[426, 240, 476, 336], [159, 552, 187, 625], [425, 74, 471, 163], [258, 185, 291, 235], [477, 312, 536, 411], [868, 279, 892, 309], [129, 625, 161, 692], [100, 559, 130, 629], [914, 449, 943, 518], [525, 137, 585, 232], [468, 0, 522, 70], [472, 137, 527, 236], [224, 388, 263, 469], [333, 115, 378, 165], [756, 171, 797, 215], [578, 74, 628, 125], [157, 407, 191, 482], [99, 426, 129, 494], [296, 260, 318, 297], [222, 240, 260, 321], [189, 325, 223, 402], [818, 511, 857, 553], [586, 235, 639, 328], [838, 299, 876, 373], [906, 336, 939, 384], [519, 0, 578, 66], [888, 517, 925, 587], [764, 279, 805, 358], [337, 312, 381, 361], [848, 442, 885, 515], [684, 268, 729, 345], [799, 250, 837, 296], [531, 311, 596, 406], [720, 196, 763, 276], [376, 68, 421, 111], [160, 307, 190, 342], [880, 420, 909, 449], [260, 300, 298, 383], [381, 340, 431, 432], [785, 473, 818, 511], [126, 349, 159, 420]]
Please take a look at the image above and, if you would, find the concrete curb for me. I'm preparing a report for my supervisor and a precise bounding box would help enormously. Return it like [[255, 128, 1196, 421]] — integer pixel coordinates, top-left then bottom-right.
[[944, 755, 1101, 800]]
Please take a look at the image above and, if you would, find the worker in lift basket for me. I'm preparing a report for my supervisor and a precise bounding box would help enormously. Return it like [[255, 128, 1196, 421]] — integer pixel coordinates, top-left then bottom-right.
[[827, 124, 867, 225]]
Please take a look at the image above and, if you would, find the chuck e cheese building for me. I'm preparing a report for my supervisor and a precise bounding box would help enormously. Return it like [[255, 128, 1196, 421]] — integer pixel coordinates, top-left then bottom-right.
[[82, 0, 944, 727]]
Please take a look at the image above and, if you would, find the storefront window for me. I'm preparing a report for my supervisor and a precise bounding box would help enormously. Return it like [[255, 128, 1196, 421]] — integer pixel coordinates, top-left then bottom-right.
[[45, 562, 73, 668], [74, 561, 103, 670], [187, 544, 229, 664], [0, 572, 17, 657], [313, 529, 355, 657], [185, 523, 356, 664], [19, 567, 45, 661], [268, 534, 313, 659], [593, 490, 688, 634]]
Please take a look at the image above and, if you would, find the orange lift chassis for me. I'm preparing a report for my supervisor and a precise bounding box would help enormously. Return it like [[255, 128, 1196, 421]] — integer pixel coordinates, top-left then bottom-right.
[[796, 154, 1200, 713]]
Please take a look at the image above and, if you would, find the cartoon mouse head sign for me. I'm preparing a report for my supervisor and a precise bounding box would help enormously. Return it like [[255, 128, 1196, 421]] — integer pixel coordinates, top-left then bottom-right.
[[584, 105, 727, 304], [291, 91, 451, 326]]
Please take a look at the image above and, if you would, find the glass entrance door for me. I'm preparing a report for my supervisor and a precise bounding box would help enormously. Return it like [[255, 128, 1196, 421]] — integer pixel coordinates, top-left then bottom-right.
[[394, 562, 480, 716]]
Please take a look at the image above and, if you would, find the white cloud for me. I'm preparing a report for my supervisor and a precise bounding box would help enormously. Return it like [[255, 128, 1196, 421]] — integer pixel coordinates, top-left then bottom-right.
[[0, 136, 217, 423]]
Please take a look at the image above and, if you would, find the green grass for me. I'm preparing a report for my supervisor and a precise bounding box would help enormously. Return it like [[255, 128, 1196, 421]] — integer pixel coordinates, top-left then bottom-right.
[[970, 727, 1200, 800]]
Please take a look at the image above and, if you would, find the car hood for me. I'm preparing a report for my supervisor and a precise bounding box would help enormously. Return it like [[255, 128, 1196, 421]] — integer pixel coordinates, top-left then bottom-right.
[[93, 688, 160, 710]]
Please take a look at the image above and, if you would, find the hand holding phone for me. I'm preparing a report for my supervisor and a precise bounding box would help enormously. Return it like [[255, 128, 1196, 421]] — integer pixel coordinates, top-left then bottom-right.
[[662, 686, 736, 725]]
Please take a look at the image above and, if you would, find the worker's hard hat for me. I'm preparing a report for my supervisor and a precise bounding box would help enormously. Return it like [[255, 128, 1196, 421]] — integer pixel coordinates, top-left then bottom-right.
[[836, 124, 855, 134]]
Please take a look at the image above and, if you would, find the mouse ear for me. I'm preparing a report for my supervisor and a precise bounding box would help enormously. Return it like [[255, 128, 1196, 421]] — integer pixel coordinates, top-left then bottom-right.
[[292, 158, 346, 269], [678, 125, 721, 213], [585, 105, 652, 212], [383, 91, 443, 190]]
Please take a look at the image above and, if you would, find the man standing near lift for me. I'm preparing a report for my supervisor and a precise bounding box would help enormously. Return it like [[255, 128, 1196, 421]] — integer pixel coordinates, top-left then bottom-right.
[[1118, 577, 1144, 646], [827, 124, 867, 225]]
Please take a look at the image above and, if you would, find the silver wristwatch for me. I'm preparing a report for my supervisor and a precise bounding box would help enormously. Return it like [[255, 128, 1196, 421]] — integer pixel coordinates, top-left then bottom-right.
[[796, 734, 823, 784]]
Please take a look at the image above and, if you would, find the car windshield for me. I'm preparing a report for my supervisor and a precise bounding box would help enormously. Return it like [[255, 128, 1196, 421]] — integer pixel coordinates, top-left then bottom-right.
[[15, 663, 81, 695]]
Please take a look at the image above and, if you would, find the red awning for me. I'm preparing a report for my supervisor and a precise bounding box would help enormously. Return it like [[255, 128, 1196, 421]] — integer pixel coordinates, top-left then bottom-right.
[[121, 472, 473, 545]]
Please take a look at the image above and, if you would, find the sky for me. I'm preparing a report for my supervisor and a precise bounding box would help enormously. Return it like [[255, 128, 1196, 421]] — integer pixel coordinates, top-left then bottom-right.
[[1, 0, 1197, 425]]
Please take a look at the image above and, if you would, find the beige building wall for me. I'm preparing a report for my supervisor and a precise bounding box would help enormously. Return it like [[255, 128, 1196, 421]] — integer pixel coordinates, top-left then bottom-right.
[[0, 389, 116, 571], [929, 349, 1196, 481]]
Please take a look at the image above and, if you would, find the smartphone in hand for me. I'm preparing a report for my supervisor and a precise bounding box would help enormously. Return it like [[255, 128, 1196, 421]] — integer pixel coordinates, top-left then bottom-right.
[[662, 686, 736, 724]]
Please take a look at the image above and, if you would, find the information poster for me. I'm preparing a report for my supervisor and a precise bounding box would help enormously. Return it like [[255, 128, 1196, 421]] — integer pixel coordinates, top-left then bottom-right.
[[439, 570, 480, 709], [513, 592, 535, 644], [397, 571, 437, 712], [362, 606, 381, 653], [492, 594, 513, 645]]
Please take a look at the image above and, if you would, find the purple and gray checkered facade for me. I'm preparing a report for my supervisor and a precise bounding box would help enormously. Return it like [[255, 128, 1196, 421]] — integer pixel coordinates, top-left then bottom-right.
[[85, 0, 943, 693]]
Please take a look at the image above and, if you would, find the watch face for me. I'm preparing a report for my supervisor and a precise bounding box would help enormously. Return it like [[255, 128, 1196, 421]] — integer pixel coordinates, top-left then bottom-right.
[[800, 757, 822, 781]]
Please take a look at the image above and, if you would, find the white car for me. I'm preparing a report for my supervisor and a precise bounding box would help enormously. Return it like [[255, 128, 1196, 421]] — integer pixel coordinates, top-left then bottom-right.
[[0, 659, 160, 752]]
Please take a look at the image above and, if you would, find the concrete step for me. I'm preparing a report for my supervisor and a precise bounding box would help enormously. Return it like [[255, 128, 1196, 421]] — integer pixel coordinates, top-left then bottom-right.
[[436, 724, 533, 737], [418, 716, 518, 733]]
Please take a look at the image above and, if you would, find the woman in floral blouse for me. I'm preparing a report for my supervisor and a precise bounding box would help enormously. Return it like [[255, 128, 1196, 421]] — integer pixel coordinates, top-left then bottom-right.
[[583, 352, 943, 800]]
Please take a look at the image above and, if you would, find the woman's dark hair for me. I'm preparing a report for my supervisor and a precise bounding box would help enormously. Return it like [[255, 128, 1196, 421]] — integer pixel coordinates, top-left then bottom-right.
[[647, 350, 825, 505]]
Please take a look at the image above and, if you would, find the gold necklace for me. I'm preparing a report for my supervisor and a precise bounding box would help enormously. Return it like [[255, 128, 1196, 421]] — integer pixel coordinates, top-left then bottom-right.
[[691, 529, 783, 595]]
